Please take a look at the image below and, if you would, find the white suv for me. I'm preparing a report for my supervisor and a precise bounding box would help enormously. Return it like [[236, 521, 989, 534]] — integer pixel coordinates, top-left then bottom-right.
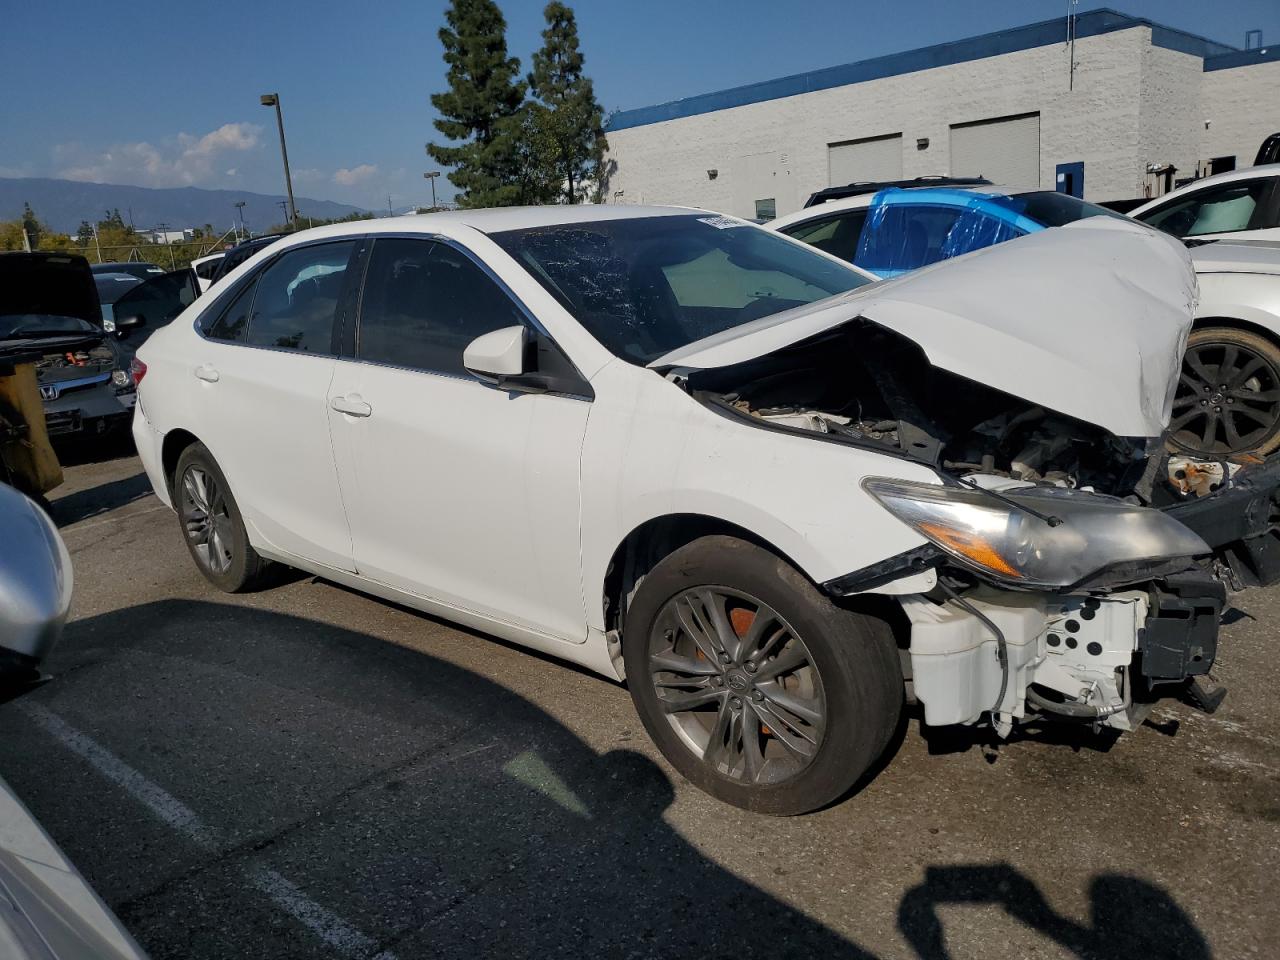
[[131, 206, 1265, 813], [1130, 164, 1280, 242]]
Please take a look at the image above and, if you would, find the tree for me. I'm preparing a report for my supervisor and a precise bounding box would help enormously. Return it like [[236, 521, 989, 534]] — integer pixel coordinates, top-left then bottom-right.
[[76, 220, 94, 246], [527, 2, 607, 203], [428, 0, 527, 208]]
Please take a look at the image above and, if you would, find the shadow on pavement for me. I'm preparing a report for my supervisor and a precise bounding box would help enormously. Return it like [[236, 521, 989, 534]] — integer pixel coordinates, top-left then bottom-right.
[[7, 599, 1212, 959], [50, 426, 136, 468], [899, 864, 1210, 960], [48, 470, 154, 527]]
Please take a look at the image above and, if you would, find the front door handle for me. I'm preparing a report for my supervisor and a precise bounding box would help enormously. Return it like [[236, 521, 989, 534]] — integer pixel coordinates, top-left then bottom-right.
[[330, 394, 373, 418], [194, 364, 220, 383]]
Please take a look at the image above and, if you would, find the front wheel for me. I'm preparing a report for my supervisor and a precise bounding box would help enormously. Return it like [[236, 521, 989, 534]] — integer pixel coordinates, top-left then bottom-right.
[[1170, 327, 1280, 456], [624, 536, 902, 815]]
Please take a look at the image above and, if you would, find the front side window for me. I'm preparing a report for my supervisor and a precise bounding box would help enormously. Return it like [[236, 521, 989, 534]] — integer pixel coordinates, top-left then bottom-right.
[[246, 241, 355, 352], [1138, 179, 1272, 237], [492, 215, 868, 364], [780, 210, 868, 264], [356, 238, 526, 376]]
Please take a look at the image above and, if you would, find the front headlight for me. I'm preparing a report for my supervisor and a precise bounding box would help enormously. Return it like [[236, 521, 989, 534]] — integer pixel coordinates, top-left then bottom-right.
[[862, 478, 1210, 588]]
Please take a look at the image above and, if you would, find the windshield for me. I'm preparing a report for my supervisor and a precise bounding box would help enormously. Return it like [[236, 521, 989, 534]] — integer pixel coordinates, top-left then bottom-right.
[[1002, 191, 1132, 227], [491, 214, 870, 364], [0, 314, 99, 338]]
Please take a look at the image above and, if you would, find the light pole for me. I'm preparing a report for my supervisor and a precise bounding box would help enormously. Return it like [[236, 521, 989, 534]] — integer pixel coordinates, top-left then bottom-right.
[[260, 93, 297, 225], [423, 170, 440, 211], [233, 201, 247, 241]]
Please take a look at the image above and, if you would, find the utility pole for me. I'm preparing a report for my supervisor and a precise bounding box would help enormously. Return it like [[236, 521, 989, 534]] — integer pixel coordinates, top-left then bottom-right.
[[424, 170, 440, 211], [276, 200, 288, 226], [91, 222, 103, 262], [260, 93, 298, 225], [234, 201, 247, 241], [387, 195, 394, 217]]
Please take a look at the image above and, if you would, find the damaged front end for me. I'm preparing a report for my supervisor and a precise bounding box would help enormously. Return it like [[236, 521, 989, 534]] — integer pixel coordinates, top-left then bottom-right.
[[657, 220, 1280, 736]]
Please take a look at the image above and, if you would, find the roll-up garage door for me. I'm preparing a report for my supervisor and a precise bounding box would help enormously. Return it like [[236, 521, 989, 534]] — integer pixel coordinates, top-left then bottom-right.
[[949, 113, 1040, 190], [828, 134, 903, 186]]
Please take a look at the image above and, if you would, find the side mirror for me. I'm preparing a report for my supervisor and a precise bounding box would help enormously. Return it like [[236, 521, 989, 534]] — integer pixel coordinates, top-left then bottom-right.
[[463, 325, 527, 382], [117, 314, 145, 330]]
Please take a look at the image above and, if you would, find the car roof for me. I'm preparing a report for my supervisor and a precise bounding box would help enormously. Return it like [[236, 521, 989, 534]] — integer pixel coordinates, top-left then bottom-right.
[[769, 185, 1010, 231], [803, 176, 993, 208], [1130, 163, 1280, 216], [237, 205, 721, 253]]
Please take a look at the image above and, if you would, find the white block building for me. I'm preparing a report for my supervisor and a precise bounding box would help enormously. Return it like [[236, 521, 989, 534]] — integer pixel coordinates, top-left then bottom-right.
[[603, 9, 1280, 219]]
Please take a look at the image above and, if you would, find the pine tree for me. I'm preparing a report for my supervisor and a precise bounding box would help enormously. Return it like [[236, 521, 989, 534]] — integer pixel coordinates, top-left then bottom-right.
[[428, 0, 527, 208], [527, 2, 606, 204]]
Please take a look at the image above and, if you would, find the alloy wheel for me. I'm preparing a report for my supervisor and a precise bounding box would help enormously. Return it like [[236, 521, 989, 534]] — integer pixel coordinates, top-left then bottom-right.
[[1171, 341, 1280, 454], [647, 587, 826, 786], [180, 466, 234, 574]]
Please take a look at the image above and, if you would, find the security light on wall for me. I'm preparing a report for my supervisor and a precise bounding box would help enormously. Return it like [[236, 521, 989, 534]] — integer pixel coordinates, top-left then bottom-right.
[[707, 169, 718, 180], [916, 137, 930, 150]]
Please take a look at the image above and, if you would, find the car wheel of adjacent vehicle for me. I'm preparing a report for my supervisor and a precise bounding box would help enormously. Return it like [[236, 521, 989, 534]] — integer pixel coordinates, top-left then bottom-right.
[[174, 443, 266, 592], [1170, 327, 1280, 457], [623, 536, 902, 815]]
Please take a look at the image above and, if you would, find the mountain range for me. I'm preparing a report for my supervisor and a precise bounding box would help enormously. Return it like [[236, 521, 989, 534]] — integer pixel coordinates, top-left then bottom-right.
[[0, 177, 369, 234]]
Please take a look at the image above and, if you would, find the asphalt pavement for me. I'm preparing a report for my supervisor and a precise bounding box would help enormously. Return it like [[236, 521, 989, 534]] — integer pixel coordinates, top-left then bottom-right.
[[1, 438, 1277, 959]]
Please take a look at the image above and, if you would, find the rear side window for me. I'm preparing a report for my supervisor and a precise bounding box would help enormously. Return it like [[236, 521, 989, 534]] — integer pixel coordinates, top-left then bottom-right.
[[780, 210, 868, 264], [247, 241, 355, 352], [205, 279, 257, 342], [356, 238, 526, 376], [1139, 179, 1272, 237], [194, 257, 222, 281]]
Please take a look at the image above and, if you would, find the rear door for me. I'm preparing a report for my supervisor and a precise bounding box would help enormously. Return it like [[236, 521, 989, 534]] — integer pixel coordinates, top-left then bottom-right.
[[188, 239, 358, 571], [109, 268, 199, 357]]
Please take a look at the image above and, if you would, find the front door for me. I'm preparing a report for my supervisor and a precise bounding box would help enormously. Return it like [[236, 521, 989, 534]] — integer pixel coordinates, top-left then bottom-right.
[[189, 239, 357, 571], [327, 236, 590, 641]]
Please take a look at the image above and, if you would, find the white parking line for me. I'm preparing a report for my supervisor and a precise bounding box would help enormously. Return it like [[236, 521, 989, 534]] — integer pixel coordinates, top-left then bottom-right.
[[19, 702, 397, 960]]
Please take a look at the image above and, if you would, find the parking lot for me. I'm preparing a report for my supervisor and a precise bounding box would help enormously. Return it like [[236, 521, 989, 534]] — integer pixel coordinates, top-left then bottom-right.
[[0, 440, 1276, 959]]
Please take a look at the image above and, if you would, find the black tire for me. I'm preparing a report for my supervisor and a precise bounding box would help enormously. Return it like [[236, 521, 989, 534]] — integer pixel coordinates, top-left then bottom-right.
[[173, 442, 267, 592], [1170, 326, 1280, 457], [623, 536, 902, 815]]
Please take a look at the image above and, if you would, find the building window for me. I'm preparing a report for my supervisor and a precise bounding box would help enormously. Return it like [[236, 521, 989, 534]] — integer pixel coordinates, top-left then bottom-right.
[[755, 198, 777, 221]]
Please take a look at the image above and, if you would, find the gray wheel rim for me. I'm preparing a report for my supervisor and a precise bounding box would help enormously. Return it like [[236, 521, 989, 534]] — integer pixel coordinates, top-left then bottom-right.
[[180, 466, 234, 574], [648, 587, 826, 786], [1171, 341, 1280, 454]]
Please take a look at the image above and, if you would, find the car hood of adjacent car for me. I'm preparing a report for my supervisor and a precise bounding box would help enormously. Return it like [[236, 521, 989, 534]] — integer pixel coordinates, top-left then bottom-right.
[[652, 217, 1197, 440]]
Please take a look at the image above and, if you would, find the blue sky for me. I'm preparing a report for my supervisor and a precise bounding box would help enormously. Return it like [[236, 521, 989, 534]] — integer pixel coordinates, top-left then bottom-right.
[[2, 0, 1277, 217]]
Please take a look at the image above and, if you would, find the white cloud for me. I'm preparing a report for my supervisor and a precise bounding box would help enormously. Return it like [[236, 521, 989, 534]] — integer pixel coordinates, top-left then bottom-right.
[[293, 167, 325, 183], [56, 122, 262, 187], [225, 168, 238, 177], [333, 164, 378, 186]]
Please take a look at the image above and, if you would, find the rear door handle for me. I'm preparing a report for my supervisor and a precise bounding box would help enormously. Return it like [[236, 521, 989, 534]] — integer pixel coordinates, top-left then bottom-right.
[[330, 394, 372, 418], [194, 364, 220, 383]]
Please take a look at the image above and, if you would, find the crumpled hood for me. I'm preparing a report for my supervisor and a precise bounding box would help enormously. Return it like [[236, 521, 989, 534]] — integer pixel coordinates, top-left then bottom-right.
[[654, 217, 1197, 439]]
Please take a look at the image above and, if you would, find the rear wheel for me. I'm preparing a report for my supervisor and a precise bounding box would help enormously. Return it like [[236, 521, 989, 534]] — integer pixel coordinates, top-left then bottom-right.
[[624, 536, 902, 815], [174, 443, 266, 592], [1170, 327, 1280, 456]]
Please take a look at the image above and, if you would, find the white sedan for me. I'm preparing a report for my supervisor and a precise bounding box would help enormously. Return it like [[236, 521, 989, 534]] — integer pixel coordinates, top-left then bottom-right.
[[131, 206, 1269, 814]]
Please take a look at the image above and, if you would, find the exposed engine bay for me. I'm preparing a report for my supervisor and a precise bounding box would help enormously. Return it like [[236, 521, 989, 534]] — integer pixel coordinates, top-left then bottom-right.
[[675, 319, 1278, 735], [685, 320, 1184, 501], [35, 342, 117, 384]]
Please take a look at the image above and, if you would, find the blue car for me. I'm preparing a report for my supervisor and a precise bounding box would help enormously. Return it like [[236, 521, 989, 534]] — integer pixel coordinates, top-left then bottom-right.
[[772, 186, 1129, 277]]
